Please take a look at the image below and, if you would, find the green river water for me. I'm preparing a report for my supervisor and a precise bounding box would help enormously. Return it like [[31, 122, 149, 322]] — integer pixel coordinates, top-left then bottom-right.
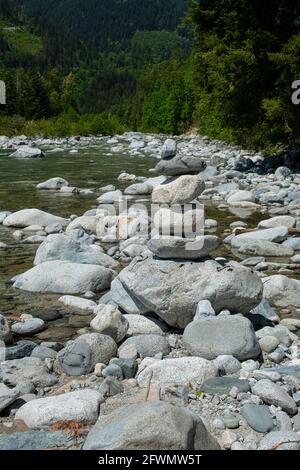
[[0, 144, 287, 343]]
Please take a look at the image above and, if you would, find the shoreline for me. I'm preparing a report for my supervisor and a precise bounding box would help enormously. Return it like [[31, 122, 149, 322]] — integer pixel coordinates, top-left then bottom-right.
[[0, 133, 300, 450]]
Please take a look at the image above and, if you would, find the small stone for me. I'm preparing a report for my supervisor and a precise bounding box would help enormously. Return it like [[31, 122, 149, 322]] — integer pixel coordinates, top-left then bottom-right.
[[219, 430, 238, 449], [213, 355, 241, 375], [259, 336, 280, 353], [94, 363, 106, 377], [200, 377, 250, 395], [102, 364, 123, 380], [275, 411, 293, 431], [223, 412, 240, 429], [99, 376, 124, 398], [113, 358, 137, 379], [213, 418, 225, 430], [91, 305, 129, 343]]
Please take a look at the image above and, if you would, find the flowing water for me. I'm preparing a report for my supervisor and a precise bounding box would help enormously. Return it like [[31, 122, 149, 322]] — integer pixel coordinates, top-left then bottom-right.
[[0, 142, 290, 343], [0, 143, 156, 342]]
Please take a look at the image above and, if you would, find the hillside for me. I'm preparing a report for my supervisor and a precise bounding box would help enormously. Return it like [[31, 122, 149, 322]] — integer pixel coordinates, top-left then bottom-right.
[[0, 0, 299, 149], [14, 0, 188, 48]]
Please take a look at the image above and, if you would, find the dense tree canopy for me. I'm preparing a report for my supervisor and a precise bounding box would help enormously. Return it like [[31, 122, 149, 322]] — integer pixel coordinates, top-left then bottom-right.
[[0, 0, 300, 149]]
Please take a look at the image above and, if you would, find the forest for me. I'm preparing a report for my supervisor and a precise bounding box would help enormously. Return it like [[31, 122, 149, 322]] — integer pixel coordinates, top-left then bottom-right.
[[0, 0, 300, 151]]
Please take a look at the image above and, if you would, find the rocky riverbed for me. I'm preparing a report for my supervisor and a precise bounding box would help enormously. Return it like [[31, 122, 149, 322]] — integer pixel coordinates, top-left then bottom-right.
[[1, 132, 300, 450]]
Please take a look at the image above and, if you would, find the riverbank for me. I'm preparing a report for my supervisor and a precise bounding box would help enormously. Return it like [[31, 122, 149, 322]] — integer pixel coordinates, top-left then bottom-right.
[[0, 132, 300, 450]]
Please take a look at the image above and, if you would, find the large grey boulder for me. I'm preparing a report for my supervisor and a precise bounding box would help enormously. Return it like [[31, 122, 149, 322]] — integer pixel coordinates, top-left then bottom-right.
[[0, 357, 57, 388], [83, 401, 220, 450], [148, 235, 220, 260], [9, 146, 45, 159], [118, 335, 170, 358], [36, 177, 68, 190], [183, 315, 261, 361], [152, 175, 205, 205], [154, 155, 206, 177], [16, 390, 102, 429], [262, 275, 300, 308], [252, 379, 298, 415], [13, 261, 114, 294], [54, 333, 117, 376], [3, 209, 67, 228], [34, 234, 117, 269], [137, 357, 218, 387], [110, 255, 263, 328]]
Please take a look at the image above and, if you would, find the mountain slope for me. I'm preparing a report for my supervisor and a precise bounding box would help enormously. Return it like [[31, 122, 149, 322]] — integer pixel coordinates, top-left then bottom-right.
[[14, 0, 188, 48]]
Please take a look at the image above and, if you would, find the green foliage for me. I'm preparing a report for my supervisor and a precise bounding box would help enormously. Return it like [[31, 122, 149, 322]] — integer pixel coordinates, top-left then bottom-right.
[[1, 0, 300, 150], [187, 0, 300, 148], [1, 25, 43, 55], [0, 112, 125, 137]]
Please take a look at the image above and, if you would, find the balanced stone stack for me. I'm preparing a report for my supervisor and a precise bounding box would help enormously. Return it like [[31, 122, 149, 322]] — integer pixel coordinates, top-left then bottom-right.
[[150, 138, 221, 260]]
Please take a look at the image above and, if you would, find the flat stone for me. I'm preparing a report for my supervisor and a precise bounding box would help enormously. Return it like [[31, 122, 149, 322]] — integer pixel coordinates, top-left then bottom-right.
[[3, 209, 67, 228], [241, 404, 274, 433], [12, 318, 45, 336], [154, 155, 206, 177], [148, 235, 220, 260], [34, 234, 117, 268], [13, 261, 114, 295], [232, 238, 294, 257], [258, 216, 296, 229], [233, 226, 289, 243], [59, 295, 97, 313], [200, 377, 250, 395], [36, 177, 69, 190], [16, 390, 102, 429], [126, 315, 164, 336]]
